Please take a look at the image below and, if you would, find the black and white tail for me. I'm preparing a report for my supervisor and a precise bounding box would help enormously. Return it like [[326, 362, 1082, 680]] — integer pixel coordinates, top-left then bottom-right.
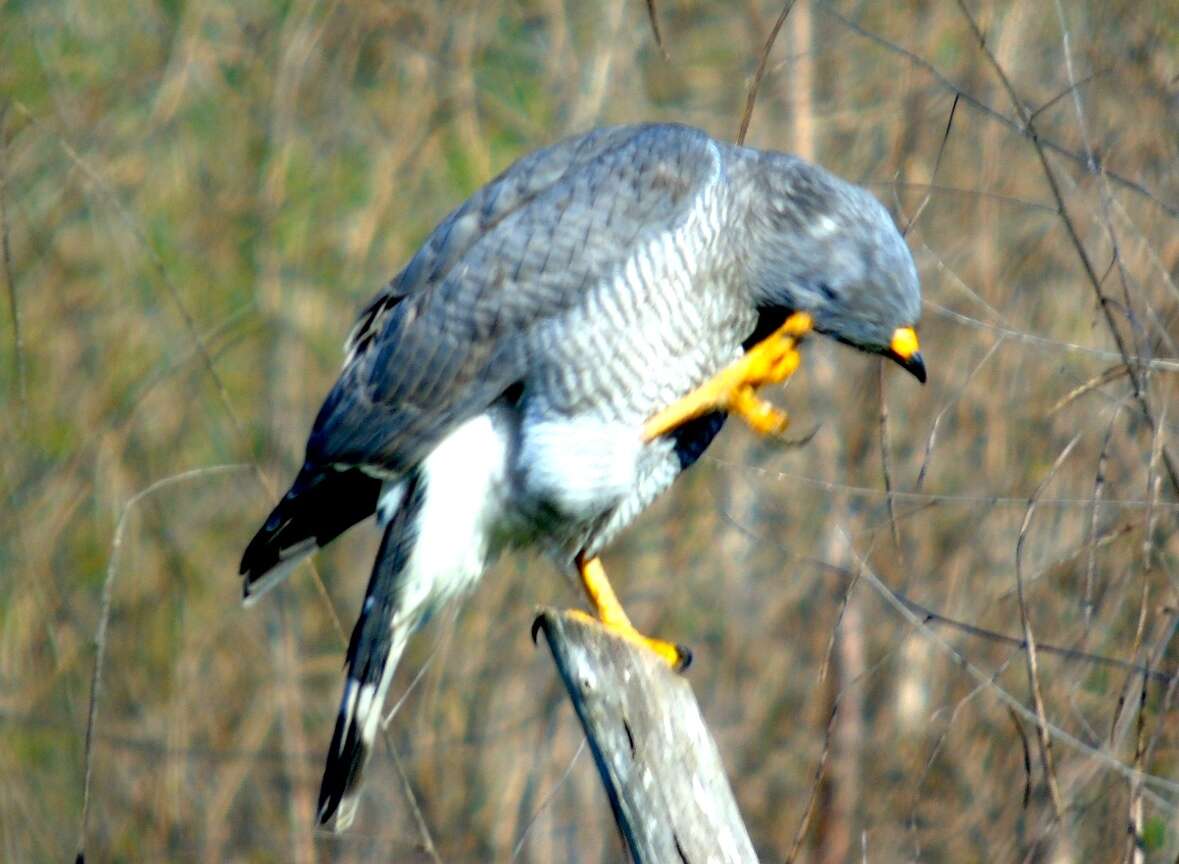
[[315, 411, 508, 830], [316, 472, 427, 830], [239, 466, 381, 602]]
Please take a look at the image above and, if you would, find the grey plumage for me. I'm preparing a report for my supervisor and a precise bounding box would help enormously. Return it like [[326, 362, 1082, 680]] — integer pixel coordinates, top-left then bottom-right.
[[239, 122, 924, 829]]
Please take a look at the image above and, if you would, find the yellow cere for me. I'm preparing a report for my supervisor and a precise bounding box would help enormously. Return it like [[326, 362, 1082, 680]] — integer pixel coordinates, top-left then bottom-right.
[[890, 326, 920, 360]]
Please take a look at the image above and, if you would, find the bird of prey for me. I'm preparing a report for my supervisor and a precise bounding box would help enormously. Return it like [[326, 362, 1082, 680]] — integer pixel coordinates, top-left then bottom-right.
[[239, 123, 924, 830]]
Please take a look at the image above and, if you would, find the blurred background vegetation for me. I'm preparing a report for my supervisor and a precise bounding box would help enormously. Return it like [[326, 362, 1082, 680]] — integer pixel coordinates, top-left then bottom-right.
[[3, 0, 1179, 860]]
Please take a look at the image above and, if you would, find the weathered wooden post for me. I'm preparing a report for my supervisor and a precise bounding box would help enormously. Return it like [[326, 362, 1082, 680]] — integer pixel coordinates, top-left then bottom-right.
[[533, 609, 757, 863]]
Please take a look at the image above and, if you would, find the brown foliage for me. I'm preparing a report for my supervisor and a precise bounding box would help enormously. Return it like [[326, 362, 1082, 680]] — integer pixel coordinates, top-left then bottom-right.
[[3, 1, 1178, 860]]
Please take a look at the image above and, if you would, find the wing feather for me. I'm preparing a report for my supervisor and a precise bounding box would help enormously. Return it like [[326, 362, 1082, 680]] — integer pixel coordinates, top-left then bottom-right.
[[309, 123, 724, 473]]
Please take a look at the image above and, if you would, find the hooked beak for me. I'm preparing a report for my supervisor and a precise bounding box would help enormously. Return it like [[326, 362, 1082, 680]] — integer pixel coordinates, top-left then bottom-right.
[[887, 326, 926, 384]]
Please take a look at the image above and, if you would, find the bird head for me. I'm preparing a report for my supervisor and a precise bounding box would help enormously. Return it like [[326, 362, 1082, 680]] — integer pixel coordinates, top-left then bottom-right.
[[745, 154, 925, 383]]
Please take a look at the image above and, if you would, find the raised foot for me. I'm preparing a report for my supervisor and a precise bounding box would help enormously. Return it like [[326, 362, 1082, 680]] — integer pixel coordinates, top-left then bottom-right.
[[563, 608, 692, 671], [642, 311, 813, 442]]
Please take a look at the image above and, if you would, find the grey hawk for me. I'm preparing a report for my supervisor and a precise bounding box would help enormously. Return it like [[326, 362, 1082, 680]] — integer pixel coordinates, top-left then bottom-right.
[[239, 122, 924, 830]]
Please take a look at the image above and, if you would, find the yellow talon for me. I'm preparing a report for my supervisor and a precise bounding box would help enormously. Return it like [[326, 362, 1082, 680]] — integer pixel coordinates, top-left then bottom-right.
[[567, 556, 690, 671], [642, 311, 812, 442], [781, 310, 814, 337], [729, 387, 790, 436]]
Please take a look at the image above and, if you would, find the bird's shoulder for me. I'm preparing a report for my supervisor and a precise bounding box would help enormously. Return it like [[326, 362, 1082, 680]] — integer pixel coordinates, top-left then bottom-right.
[[344, 123, 725, 361]]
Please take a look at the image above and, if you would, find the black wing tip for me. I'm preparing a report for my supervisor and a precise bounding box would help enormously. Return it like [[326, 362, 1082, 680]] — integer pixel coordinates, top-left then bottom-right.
[[239, 537, 266, 581], [238, 529, 279, 599]]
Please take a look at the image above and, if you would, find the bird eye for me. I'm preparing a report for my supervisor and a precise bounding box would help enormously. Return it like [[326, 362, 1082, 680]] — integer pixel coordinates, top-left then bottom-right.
[[817, 281, 839, 301]]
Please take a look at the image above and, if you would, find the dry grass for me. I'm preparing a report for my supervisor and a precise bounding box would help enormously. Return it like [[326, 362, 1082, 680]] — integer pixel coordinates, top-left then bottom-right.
[[3, 1, 1179, 861]]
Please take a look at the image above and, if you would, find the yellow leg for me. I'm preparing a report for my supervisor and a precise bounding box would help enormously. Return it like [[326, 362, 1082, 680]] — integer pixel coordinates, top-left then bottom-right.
[[565, 556, 690, 671], [642, 311, 813, 442]]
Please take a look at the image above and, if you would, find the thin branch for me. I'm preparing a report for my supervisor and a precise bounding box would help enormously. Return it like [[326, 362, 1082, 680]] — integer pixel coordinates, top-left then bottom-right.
[[815, 2, 1179, 221], [1008, 707, 1033, 810], [878, 362, 901, 550], [510, 740, 587, 861], [1014, 434, 1081, 823], [788, 543, 864, 864], [914, 338, 1004, 491], [785, 703, 837, 864], [1028, 68, 1109, 125], [709, 455, 1179, 513], [1047, 365, 1130, 416], [899, 578, 1178, 688], [831, 531, 1179, 808], [871, 180, 1058, 215], [643, 0, 670, 61], [77, 465, 253, 864], [1084, 410, 1121, 629], [0, 102, 25, 422], [907, 655, 1013, 860], [736, 0, 797, 145], [928, 301, 1179, 374], [902, 93, 960, 236], [1143, 403, 1167, 573], [950, 0, 1179, 500], [386, 741, 443, 864]]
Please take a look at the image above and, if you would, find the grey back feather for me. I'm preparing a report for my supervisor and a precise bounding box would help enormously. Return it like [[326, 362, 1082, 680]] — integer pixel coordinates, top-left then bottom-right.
[[308, 124, 723, 473]]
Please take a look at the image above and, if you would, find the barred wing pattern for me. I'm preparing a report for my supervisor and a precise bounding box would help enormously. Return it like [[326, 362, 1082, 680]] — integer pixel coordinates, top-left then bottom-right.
[[306, 124, 724, 474]]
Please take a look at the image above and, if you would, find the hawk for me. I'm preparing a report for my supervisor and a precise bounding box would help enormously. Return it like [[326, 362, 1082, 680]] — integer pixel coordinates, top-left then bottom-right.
[[239, 123, 924, 829]]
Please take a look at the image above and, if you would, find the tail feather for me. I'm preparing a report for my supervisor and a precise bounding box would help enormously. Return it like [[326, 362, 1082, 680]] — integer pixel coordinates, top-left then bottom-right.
[[316, 471, 426, 831], [314, 411, 506, 830], [240, 465, 381, 603]]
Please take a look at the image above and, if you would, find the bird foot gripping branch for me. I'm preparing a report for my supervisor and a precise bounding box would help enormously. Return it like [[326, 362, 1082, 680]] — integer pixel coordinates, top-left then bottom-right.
[[564, 556, 692, 671], [642, 311, 813, 442], [565, 312, 813, 674]]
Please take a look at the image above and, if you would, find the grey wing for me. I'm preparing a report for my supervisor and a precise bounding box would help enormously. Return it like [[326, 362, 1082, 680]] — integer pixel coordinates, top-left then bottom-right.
[[306, 123, 726, 473]]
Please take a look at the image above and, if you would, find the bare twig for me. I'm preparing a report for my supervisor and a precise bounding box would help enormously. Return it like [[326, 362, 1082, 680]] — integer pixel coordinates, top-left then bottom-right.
[[1014, 433, 1081, 824], [386, 741, 444, 864], [1124, 678, 1147, 864], [1114, 581, 1151, 864], [1047, 365, 1130, 416], [877, 362, 901, 550], [711, 455, 1179, 513], [643, 0, 670, 60], [788, 533, 866, 862], [1027, 68, 1109, 125], [1053, 0, 1157, 407], [1084, 410, 1121, 629], [897, 569, 1178, 688], [1008, 707, 1033, 810], [874, 181, 1058, 215], [951, 0, 1179, 500], [736, 0, 796, 145], [785, 702, 837, 864], [0, 102, 25, 422], [1142, 402, 1167, 573], [914, 338, 1004, 491], [901, 93, 960, 237], [928, 300, 1179, 373], [907, 655, 1014, 860], [816, 3, 1179, 221], [510, 740, 587, 861], [77, 465, 253, 864], [832, 532, 1179, 808]]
